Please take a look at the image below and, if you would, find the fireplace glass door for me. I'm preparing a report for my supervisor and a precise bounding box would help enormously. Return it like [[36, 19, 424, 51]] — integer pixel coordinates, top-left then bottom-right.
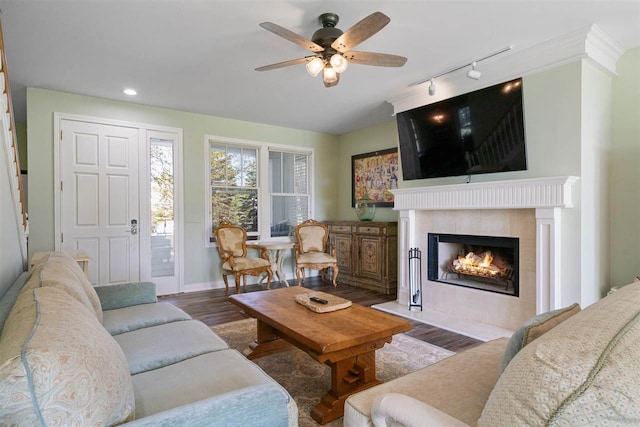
[[427, 233, 519, 296]]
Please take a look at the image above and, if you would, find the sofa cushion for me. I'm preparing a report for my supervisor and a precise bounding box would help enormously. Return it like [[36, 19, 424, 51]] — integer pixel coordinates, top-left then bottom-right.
[[0, 287, 134, 426], [480, 282, 640, 426], [500, 303, 580, 373], [129, 350, 296, 426], [103, 302, 191, 335], [0, 271, 29, 334], [115, 320, 229, 374], [95, 281, 158, 311]]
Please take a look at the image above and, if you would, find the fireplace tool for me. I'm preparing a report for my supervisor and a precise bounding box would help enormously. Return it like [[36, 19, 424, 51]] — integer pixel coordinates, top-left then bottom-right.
[[408, 247, 422, 311]]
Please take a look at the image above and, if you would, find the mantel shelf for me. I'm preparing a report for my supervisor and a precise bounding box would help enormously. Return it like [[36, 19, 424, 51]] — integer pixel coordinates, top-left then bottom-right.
[[391, 176, 579, 211]]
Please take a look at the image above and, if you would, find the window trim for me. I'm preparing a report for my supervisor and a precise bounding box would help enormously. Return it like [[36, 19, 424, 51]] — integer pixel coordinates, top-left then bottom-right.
[[205, 135, 314, 247]]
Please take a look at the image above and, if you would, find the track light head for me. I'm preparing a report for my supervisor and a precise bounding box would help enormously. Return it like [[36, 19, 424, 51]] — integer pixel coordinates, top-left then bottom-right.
[[428, 78, 436, 96], [467, 61, 481, 80]]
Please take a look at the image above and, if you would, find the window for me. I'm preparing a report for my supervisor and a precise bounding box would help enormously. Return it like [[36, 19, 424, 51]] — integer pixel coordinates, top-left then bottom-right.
[[150, 139, 175, 277], [269, 151, 309, 238], [209, 143, 258, 238], [207, 137, 312, 244]]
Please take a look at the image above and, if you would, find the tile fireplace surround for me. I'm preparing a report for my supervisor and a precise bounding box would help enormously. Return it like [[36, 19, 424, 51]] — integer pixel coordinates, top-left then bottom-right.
[[386, 176, 579, 333]]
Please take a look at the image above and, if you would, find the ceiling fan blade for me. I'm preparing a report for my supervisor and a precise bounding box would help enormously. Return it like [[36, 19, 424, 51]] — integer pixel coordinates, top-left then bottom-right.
[[323, 72, 340, 88], [331, 12, 390, 52], [255, 57, 312, 71], [343, 51, 407, 67], [259, 22, 324, 53]]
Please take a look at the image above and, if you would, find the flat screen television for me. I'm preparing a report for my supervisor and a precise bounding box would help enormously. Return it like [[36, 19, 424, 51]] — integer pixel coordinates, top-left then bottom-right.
[[396, 78, 527, 181]]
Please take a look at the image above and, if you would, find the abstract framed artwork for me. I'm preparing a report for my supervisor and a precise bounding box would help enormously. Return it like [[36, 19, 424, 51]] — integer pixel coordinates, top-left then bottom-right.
[[351, 147, 399, 207]]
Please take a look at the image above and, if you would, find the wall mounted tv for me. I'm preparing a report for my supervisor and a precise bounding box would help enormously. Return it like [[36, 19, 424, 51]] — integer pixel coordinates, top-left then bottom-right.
[[396, 78, 527, 181]]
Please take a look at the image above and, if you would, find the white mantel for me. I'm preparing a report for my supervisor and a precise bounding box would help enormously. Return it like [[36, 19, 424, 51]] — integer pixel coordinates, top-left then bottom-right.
[[391, 176, 579, 315]]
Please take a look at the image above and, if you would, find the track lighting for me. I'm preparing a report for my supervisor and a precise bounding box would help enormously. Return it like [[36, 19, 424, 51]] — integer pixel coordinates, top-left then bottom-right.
[[467, 61, 481, 80], [428, 78, 436, 96], [408, 45, 512, 94]]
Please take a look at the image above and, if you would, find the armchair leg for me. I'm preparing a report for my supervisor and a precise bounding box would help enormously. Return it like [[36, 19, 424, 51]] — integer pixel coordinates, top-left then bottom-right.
[[222, 274, 230, 294], [296, 267, 303, 286], [332, 265, 339, 287], [234, 273, 242, 294]]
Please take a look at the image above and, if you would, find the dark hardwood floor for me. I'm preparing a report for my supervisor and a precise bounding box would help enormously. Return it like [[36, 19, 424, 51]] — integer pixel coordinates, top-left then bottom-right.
[[160, 277, 481, 353]]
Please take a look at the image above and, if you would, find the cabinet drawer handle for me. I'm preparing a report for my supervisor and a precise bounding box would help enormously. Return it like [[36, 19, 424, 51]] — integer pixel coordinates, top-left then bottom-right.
[[359, 227, 380, 234]]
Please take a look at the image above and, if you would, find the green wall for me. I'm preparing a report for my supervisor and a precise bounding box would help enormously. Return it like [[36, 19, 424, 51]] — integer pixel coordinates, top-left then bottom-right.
[[0, 118, 25, 292], [335, 121, 400, 222], [610, 47, 640, 286], [26, 88, 338, 287], [580, 60, 613, 302], [15, 123, 27, 171]]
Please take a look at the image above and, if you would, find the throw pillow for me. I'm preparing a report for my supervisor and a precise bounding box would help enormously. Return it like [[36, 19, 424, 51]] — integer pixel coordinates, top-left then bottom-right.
[[0, 287, 134, 425], [500, 303, 580, 373]]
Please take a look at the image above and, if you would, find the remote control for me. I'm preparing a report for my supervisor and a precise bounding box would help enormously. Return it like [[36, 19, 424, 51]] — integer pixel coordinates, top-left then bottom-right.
[[310, 296, 328, 305]]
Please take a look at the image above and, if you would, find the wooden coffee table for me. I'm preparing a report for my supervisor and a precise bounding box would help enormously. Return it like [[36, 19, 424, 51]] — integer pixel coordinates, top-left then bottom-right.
[[228, 287, 411, 424]]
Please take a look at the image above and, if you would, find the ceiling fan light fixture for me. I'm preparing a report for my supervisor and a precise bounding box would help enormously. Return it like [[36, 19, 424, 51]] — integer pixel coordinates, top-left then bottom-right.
[[329, 54, 348, 73], [306, 57, 324, 77], [323, 65, 338, 85], [257, 12, 406, 88]]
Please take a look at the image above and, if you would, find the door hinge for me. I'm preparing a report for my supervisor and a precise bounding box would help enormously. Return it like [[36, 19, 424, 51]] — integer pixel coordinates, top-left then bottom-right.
[[60, 129, 62, 140], [60, 181, 63, 191], [61, 233, 64, 243]]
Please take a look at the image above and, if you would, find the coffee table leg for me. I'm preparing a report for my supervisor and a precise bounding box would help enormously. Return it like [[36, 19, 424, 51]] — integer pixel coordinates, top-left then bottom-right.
[[245, 319, 293, 360], [311, 351, 381, 424]]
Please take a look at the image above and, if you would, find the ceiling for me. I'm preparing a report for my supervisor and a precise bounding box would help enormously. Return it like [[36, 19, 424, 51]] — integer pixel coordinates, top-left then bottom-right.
[[1, 1, 639, 135]]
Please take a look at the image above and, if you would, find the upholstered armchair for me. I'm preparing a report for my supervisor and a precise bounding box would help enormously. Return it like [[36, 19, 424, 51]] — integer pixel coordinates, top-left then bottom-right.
[[294, 219, 338, 287], [214, 221, 273, 294]]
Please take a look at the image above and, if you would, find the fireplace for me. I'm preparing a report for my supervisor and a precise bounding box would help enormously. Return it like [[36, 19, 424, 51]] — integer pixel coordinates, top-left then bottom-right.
[[383, 176, 578, 332], [427, 233, 519, 297]]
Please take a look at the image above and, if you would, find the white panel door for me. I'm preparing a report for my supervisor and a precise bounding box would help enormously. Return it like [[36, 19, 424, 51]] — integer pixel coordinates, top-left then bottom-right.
[[60, 119, 140, 285]]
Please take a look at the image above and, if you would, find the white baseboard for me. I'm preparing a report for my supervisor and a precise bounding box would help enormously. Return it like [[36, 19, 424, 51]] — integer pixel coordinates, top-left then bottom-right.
[[182, 270, 317, 293]]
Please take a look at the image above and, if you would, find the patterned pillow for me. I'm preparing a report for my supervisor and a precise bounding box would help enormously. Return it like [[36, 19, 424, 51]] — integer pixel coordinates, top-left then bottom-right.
[[480, 282, 640, 426], [500, 303, 580, 373], [0, 287, 134, 426], [43, 252, 103, 322], [21, 262, 101, 323]]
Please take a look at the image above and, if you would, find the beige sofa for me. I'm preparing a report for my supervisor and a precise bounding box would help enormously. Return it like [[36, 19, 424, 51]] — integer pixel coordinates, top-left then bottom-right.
[[344, 280, 640, 426], [0, 252, 297, 426]]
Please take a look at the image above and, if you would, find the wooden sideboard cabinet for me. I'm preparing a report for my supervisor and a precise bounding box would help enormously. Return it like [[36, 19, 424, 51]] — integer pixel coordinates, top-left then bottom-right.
[[325, 221, 398, 295]]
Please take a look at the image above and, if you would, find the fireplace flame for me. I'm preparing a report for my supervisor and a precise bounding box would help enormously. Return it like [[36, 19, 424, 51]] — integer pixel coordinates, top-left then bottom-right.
[[453, 251, 504, 278]]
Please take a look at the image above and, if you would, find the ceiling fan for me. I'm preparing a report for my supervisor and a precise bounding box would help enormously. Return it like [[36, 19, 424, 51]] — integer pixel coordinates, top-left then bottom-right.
[[255, 12, 407, 87]]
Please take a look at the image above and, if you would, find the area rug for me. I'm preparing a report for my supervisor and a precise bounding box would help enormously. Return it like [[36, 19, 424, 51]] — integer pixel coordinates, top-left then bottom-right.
[[212, 318, 454, 427]]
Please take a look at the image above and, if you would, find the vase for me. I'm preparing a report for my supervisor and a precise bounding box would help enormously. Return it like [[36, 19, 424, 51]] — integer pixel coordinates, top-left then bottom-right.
[[355, 196, 376, 221]]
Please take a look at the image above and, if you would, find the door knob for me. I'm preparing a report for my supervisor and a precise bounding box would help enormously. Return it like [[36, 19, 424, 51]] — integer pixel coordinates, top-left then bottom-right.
[[126, 219, 138, 235]]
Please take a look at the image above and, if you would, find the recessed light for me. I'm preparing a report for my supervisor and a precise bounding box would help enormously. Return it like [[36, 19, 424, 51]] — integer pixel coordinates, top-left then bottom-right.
[[123, 88, 137, 96]]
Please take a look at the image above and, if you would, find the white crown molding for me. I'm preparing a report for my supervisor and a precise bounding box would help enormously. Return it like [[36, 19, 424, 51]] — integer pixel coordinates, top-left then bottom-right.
[[585, 25, 625, 74], [388, 25, 624, 114], [390, 176, 580, 211]]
